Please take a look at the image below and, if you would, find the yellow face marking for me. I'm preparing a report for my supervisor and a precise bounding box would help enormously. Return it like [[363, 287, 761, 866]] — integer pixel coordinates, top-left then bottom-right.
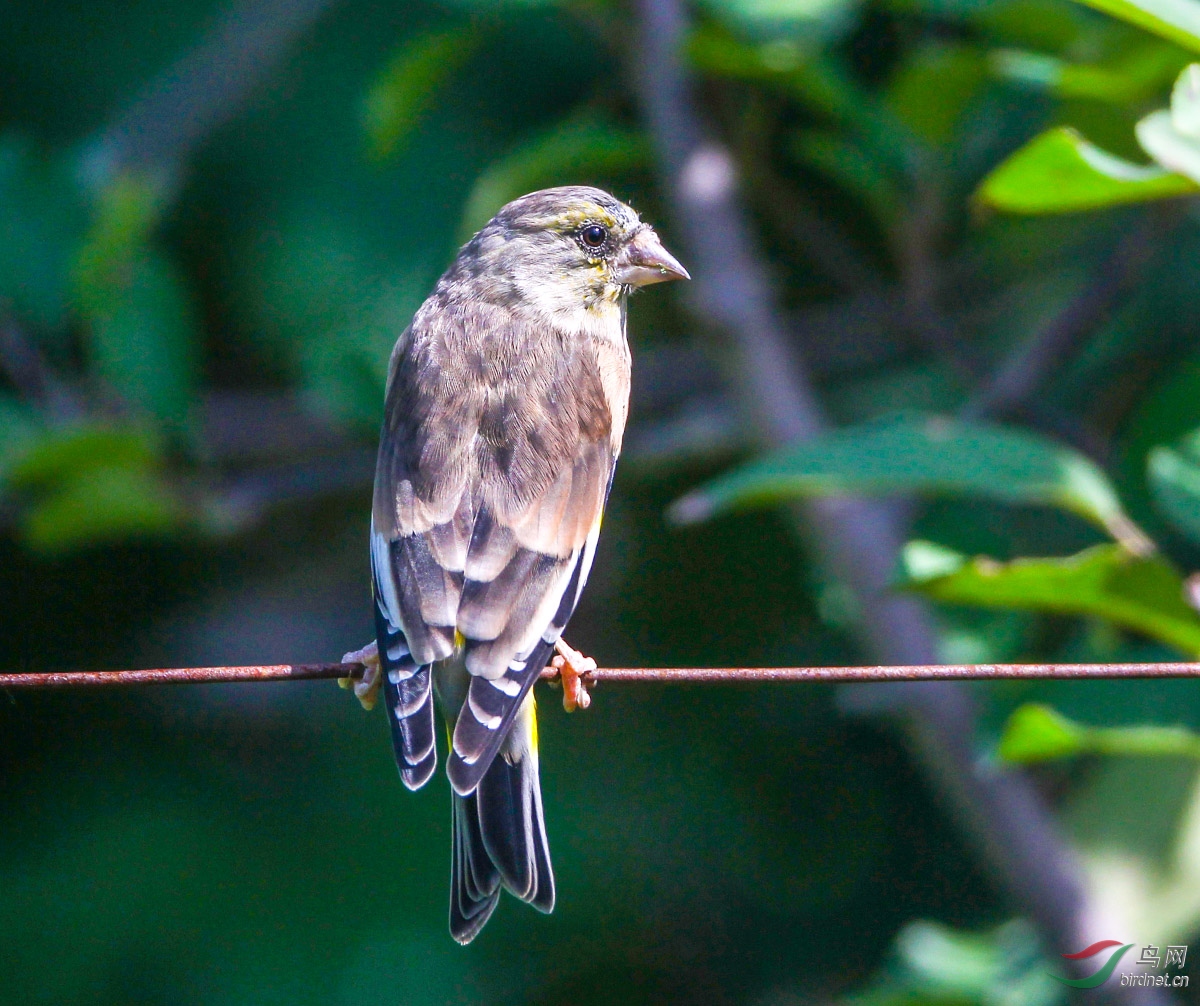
[[534, 206, 622, 234]]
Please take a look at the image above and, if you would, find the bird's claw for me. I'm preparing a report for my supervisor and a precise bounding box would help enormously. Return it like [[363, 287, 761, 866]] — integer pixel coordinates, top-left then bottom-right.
[[551, 638, 595, 712], [339, 640, 382, 712]]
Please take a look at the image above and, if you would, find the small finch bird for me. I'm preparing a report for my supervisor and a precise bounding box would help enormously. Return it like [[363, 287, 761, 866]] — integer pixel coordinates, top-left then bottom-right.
[[344, 186, 688, 942]]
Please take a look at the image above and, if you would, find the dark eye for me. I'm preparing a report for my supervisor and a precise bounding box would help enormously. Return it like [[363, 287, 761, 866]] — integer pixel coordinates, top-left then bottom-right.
[[580, 224, 608, 250]]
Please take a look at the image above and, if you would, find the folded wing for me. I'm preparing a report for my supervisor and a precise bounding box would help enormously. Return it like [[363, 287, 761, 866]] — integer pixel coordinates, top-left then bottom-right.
[[371, 301, 625, 795]]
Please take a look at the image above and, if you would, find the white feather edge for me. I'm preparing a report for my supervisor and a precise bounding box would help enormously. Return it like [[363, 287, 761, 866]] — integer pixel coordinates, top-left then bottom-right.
[[375, 503, 603, 683], [371, 521, 405, 635]]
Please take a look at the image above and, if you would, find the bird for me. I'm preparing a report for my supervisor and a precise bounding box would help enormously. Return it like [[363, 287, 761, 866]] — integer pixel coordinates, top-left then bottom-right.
[[341, 186, 688, 943]]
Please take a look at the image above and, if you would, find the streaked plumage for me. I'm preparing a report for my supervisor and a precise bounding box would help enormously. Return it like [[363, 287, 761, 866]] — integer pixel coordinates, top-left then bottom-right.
[[368, 186, 687, 942]]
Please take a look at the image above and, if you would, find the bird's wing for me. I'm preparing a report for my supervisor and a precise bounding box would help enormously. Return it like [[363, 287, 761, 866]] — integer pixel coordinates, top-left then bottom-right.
[[372, 302, 626, 796], [372, 590, 437, 790], [446, 455, 615, 797]]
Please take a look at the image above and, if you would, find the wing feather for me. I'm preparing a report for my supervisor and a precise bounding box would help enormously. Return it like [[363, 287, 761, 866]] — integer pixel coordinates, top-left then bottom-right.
[[373, 595, 438, 790]]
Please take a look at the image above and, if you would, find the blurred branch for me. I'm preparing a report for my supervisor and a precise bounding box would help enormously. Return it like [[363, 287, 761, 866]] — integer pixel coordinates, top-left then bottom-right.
[[622, 397, 743, 469], [0, 315, 84, 421], [630, 2, 1166, 993], [11, 661, 1200, 689], [198, 391, 355, 461], [85, 0, 343, 179], [203, 447, 375, 529], [963, 208, 1171, 423], [741, 149, 882, 294], [633, 0, 937, 666]]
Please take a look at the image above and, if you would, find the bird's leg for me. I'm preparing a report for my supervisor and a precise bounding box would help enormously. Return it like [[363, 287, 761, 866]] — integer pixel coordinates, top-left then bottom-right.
[[550, 637, 595, 712], [339, 640, 382, 712]]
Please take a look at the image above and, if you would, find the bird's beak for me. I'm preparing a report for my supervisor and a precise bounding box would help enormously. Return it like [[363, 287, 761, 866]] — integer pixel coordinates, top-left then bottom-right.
[[614, 228, 691, 287]]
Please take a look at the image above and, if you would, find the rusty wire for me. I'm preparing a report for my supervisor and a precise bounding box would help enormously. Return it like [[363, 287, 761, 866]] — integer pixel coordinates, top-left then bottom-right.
[[5, 661, 1200, 689]]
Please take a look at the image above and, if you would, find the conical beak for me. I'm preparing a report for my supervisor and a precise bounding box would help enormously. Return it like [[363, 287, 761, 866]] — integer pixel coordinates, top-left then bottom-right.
[[614, 227, 691, 287]]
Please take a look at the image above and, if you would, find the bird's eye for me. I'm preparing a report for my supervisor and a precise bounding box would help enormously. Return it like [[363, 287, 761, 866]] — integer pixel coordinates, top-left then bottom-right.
[[579, 224, 608, 250]]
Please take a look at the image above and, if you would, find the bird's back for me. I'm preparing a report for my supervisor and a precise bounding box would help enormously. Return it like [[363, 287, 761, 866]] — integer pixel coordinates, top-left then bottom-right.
[[372, 270, 628, 784]]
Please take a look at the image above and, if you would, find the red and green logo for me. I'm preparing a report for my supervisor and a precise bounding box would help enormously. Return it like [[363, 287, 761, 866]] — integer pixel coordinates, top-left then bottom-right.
[[1050, 940, 1135, 988]]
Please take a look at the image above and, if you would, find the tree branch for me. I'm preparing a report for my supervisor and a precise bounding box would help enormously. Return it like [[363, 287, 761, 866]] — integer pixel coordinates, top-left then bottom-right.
[[630, 5, 1165, 996], [633, 1, 938, 667], [0, 315, 85, 421], [84, 0, 343, 180], [963, 209, 1170, 423]]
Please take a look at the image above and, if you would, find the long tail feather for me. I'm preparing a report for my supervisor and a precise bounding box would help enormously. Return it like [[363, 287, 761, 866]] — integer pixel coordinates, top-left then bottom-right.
[[474, 693, 555, 913], [450, 792, 501, 944]]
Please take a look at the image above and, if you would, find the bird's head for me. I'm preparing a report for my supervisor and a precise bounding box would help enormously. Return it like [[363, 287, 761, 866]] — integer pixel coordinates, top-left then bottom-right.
[[459, 186, 689, 317]]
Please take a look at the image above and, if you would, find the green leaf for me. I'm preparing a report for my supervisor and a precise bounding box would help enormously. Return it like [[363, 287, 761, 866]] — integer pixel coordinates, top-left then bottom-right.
[[458, 117, 649, 240], [790, 132, 902, 225], [1070, 0, 1200, 56], [901, 541, 1200, 656], [73, 172, 169, 270], [670, 413, 1135, 542], [362, 27, 482, 161], [0, 395, 43, 480], [6, 424, 161, 488], [885, 41, 988, 144], [698, 0, 864, 42], [997, 703, 1090, 761], [999, 702, 1200, 763], [0, 135, 89, 330], [1148, 429, 1200, 544], [991, 41, 1188, 104], [20, 465, 187, 554], [687, 23, 910, 165], [3, 423, 186, 553], [79, 249, 198, 427], [896, 919, 1051, 999], [975, 126, 1197, 214], [974, 0, 1100, 53], [73, 174, 197, 427], [848, 918, 1060, 1006]]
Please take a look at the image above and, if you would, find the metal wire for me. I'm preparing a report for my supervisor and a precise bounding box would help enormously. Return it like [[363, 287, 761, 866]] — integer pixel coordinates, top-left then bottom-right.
[[5, 661, 1200, 689]]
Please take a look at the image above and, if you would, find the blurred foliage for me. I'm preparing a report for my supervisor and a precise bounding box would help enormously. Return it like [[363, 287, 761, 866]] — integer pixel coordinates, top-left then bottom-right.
[[1150, 425, 1200, 543], [899, 541, 1200, 654], [999, 701, 1200, 761], [362, 26, 484, 161], [976, 126, 1197, 213], [1074, 0, 1200, 54], [671, 412, 1134, 540], [456, 115, 650, 240], [844, 919, 1060, 1006], [8, 0, 1200, 1002]]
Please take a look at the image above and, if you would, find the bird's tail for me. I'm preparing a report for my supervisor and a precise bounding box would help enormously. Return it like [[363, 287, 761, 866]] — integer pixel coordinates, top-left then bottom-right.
[[449, 692, 555, 943], [450, 788, 501, 943]]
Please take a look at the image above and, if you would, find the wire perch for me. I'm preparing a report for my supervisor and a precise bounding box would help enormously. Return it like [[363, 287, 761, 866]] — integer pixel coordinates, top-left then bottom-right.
[[6, 661, 1200, 689]]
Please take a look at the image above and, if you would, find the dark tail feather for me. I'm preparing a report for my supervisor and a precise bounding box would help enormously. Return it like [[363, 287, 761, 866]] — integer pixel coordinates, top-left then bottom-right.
[[450, 792, 501, 944], [475, 711, 555, 913]]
